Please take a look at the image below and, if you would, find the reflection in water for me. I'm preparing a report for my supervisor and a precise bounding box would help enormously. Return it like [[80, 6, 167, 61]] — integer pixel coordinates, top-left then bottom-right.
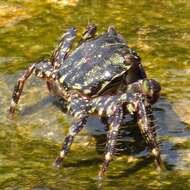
[[0, 0, 190, 189]]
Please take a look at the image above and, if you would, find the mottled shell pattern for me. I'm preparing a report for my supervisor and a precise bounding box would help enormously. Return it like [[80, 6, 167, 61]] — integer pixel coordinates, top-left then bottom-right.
[[57, 28, 137, 96]]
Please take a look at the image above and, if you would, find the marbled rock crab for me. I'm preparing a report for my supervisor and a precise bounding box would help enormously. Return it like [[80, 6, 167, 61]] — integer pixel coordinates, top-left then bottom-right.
[[9, 24, 163, 178]]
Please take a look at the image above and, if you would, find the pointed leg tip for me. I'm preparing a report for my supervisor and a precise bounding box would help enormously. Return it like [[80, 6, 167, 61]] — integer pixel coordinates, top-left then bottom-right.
[[96, 173, 104, 188], [97, 169, 105, 181], [54, 157, 63, 169], [97, 174, 103, 182], [9, 100, 17, 117], [157, 162, 166, 172], [155, 158, 166, 172], [8, 107, 15, 119]]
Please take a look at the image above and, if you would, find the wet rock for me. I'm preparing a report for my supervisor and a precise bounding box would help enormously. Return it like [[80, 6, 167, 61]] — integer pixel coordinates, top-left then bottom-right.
[[173, 101, 190, 125]]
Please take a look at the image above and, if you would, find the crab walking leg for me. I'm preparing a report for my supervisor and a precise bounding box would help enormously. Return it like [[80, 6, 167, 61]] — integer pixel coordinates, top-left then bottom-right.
[[9, 60, 53, 115], [55, 93, 88, 168], [50, 27, 77, 69], [79, 23, 97, 44], [91, 94, 139, 178], [47, 28, 77, 93], [98, 107, 123, 178], [9, 64, 34, 114], [137, 99, 164, 170], [55, 117, 87, 168]]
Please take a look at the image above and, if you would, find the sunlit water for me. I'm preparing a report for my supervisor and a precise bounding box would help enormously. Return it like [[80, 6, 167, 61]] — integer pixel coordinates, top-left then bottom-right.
[[0, 0, 190, 189]]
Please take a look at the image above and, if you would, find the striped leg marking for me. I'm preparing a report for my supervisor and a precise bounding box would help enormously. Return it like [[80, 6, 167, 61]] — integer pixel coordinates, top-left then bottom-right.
[[55, 117, 87, 168], [137, 99, 164, 170], [79, 23, 97, 44], [47, 28, 77, 92], [50, 27, 77, 69], [9, 60, 53, 115], [98, 107, 123, 179], [55, 93, 88, 168]]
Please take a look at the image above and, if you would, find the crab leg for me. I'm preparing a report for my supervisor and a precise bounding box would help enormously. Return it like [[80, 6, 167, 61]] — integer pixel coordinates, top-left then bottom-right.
[[93, 91, 162, 177], [120, 93, 163, 170], [55, 117, 87, 168], [136, 100, 164, 170], [50, 27, 77, 69], [90, 94, 137, 178], [79, 23, 97, 44], [55, 93, 88, 168], [47, 28, 77, 93], [98, 106, 123, 179], [9, 60, 53, 115]]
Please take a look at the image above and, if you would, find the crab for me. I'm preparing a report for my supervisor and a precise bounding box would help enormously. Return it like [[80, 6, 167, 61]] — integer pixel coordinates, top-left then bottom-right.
[[9, 24, 164, 179]]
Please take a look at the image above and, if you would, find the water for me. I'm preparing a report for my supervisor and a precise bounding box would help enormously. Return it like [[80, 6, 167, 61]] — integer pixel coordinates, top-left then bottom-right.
[[0, 0, 190, 189]]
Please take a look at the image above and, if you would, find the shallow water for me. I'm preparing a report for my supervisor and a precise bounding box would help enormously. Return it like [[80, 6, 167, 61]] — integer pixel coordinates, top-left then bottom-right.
[[0, 0, 190, 189]]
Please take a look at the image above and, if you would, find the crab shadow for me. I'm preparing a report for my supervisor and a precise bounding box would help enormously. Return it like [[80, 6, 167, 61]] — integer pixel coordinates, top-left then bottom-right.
[[108, 157, 153, 179], [21, 96, 62, 116], [61, 156, 103, 168]]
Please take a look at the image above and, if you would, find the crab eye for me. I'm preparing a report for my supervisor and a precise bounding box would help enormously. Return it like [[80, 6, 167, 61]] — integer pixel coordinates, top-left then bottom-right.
[[142, 79, 161, 104], [142, 79, 151, 95]]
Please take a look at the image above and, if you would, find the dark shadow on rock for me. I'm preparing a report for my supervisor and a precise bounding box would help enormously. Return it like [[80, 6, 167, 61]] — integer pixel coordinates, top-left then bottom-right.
[[62, 157, 102, 168], [21, 96, 61, 116], [108, 157, 153, 179]]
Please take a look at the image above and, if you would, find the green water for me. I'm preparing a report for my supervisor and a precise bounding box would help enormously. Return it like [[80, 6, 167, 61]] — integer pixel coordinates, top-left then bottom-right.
[[0, 0, 190, 189]]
